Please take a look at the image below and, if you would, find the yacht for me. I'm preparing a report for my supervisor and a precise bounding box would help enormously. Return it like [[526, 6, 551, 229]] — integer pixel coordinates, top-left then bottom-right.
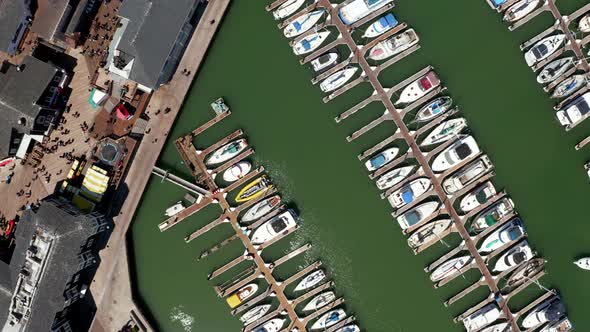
[[420, 118, 467, 147], [334, 325, 360, 332], [362, 13, 398, 38], [481, 322, 509, 332], [222, 161, 252, 182], [241, 195, 281, 223], [375, 165, 415, 190], [365, 147, 399, 171], [539, 317, 573, 332], [205, 138, 248, 165], [320, 67, 358, 92], [240, 304, 272, 325], [311, 309, 347, 330], [574, 257, 590, 270], [294, 269, 326, 292], [524, 34, 566, 67], [407, 219, 453, 249], [395, 71, 440, 105], [522, 297, 566, 329], [273, 0, 306, 20], [226, 284, 258, 308], [551, 74, 586, 99], [165, 201, 185, 217], [462, 304, 501, 332], [537, 57, 575, 84], [442, 155, 493, 195], [235, 176, 273, 203], [459, 181, 497, 213], [431, 136, 480, 173], [501, 257, 545, 293], [338, 0, 395, 26], [503, 0, 540, 23], [387, 178, 432, 209], [311, 52, 339, 72], [556, 92, 590, 129], [252, 318, 286, 332], [293, 31, 331, 55], [493, 240, 534, 272], [397, 201, 440, 230], [414, 96, 453, 123], [250, 209, 298, 244], [284, 10, 325, 38], [367, 28, 419, 61], [580, 14, 590, 32], [430, 255, 473, 282], [478, 219, 525, 253], [470, 199, 516, 233], [303, 291, 336, 312]]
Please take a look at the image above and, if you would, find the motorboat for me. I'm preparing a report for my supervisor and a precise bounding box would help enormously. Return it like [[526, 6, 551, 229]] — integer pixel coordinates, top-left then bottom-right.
[[462, 304, 501, 332], [240, 304, 272, 325], [252, 318, 286, 332], [539, 317, 573, 332], [367, 28, 419, 61], [492, 240, 534, 272], [492, 0, 507, 8], [293, 31, 331, 55], [273, 0, 306, 20], [470, 199, 516, 234], [222, 161, 252, 182], [294, 269, 325, 292], [503, 0, 540, 23], [551, 74, 586, 99], [375, 165, 416, 190], [338, 0, 394, 26], [302, 291, 336, 312], [395, 71, 440, 105], [311, 52, 339, 72], [481, 322, 509, 332], [311, 309, 346, 330], [442, 155, 493, 195], [165, 201, 185, 217], [414, 96, 453, 123], [320, 67, 359, 92], [362, 13, 398, 38], [235, 176, 273, 203], [574, 257, 590, 270], [387, 178, 432, 209], [501, 257, 545, 292], [524, 34, 566, 67], [430, 255, 472, 282], [205, 138, 248, 166], [536, 57, 575, 84], [283, 10, 325, 38], [250, 209, 298, 244], [431, 136, 480, 173], [522, 297, 566, 329], [365, 147, 399, 171], [334, 325, 360, 332], [556, 92, 590, 129], [226, 284, 258, 308], [241, 195, 281, 223], [459, 181, 497, 212], [407, 219, 453, 249], [420, 118, 467, 147], [579, 13, 590, 33], [478, 219, 525, 253], [397, 201, 439, 230]]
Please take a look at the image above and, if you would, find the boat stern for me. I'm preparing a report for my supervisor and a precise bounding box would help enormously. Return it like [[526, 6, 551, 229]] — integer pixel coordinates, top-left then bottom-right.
[[556, 110, 571, 127]]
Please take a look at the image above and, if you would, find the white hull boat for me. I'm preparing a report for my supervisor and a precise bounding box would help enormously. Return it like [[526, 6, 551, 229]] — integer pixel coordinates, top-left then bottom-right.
[[320, 67, 358, 92], [252, 318, 286, 332], [524, 34, 566, 67], [522, 297, 566, 329], [414, 96, 453, 123], [574, 257, 590, 270], [222, 161, 252, 182], [363, 13, 398, 38], [431, 135, 480, 173], [407, 219, 453, 249], [302, 291, 336, 312], [556, 92, 590, 129], [311, 52, 339, 72], [503, 0, 540, 23], [205, 138, 248, 166], [387, 178, 432, 209], [311, 309, 346, 330], [579, 14, 590, 33], [293, 31, 331, 55], [397, 201, 440, 230], [335, 325, 360, 332], [395, 71, 440, 105], [459, 181, 497, 213], [539, 317, 573, 332], [481, 322, 509, 332], [240, 304, 271, 325], [338, 0, 394, 25], [165, 202, 185, 217], [284, 10, 325, 38], [251, 209, 298, 244], [294, 269, 325, 292], [420, 118, 467, 147], [365, 147, 399, 171], [501, 257, 545, 292], [463, 304, 501, 332], [241, 195, 281, 223], [375, 165, 415, 190], [442, 155, 493, 195], [273, 0, 306, 20], [368, 28, 419, 61], [551, 74, 586, 99], [536, 57, 575, 84], [478, 219, 525, 253], [430, 255, 472, 282], [493, 240, 533, 272], [471, 199, 515, 233]]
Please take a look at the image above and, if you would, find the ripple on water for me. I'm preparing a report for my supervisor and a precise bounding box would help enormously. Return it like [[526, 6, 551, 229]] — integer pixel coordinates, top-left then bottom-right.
[[170, 305, 195, 332]]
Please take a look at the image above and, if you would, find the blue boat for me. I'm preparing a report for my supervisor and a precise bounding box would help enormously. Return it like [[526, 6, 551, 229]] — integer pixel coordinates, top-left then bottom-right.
[[363, 13, 398, 38], [338, 0, 395, 26]]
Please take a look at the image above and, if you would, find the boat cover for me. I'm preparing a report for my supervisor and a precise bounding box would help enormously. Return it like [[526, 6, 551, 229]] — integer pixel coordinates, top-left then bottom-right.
[[370, 155, 386, 168], [419, 77, 433, 90], [402, 190, 414, 204], [379, 13, 398, 28]]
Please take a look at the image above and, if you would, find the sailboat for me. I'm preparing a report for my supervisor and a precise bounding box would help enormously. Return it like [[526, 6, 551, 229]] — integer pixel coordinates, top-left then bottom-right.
[[294, 269, 325, 291], [407, 219, 453, 249], [319, 67, 358, 92], [375, 165, 415, 190], [293, 31, 331, 55], [362, 13, 398, 38], [240, 195, 281, 223], [550, 74, 586, 99], [205, 138, 248, 165], [536, 57, 575, 84], [240, 304, 271, 325], [414, 96, 453, 123], [503, 0, 540, 23], [574, 257, 590, 270], [283, 10, 325, 38], [395, 71, 440, 105], [367, 28, 419, 61], [430, 256, 472, 282], [273, 0, 306, 20], [420, 118, 467, 146], [302, 291, 336, 312]]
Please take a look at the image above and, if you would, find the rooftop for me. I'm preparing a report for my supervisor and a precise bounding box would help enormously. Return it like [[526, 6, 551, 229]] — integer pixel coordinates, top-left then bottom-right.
[[30, 0, 69, 41], [0, 0, 31, 55]]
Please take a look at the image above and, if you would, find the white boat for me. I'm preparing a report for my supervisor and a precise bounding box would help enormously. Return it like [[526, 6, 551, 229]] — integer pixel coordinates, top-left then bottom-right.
[[334, 325, 360, 332], [478, 219, 525, 253], [251, 209, 298, 244], [165, 202, 185, 217], [459, 181, 497, 213], [362, 13, 398, 38], [522, 297, 566, 329], [524, 34, 566, 67], [442, 155, 493, 195], [579, 14, 590, 33], [294, 269, 325, 292], [205, 138, 248, 166], [252, 318, 286, 332], [273, 0, 306, 20], [302, 291, 336, 312], [387, 178, 432, 209], [407, 219, 453, 249], [311, 52, 339, 72], [240, 304, 272, 325], [556, 92, 590, 129], [368, 28, 419, 61], [375, 165, 415, 190], [481, 322, 509, 332], [539, 317, 573, 332], [420, 118, 467, 147], [536, 57, 575, 84], [311, 309, 347, 330], [222, 161, 252, 182], [241, 195, 281, 223], [493, 240, 533, 272], [463, 304, 501, 332], [430, 255, 472, 282], [551, 74, 586, 99], [414, 96, 453, 123], [574, 257, 590, 270], [397, 201, 440, 230], [320, 67, 358, 92], [338, 0, 394, 26], [365, 147, 399, 171], [470, 200, 516, 234], [293, 31, 331, 55], [395, 71, 440, 105], [503, 0, 540, 23], [431, 136, 480, 173], [283, 10, 325, 38]]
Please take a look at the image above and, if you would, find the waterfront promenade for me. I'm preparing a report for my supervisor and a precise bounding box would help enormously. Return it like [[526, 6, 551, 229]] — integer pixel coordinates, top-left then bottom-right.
[[89, 1, 232, 331]]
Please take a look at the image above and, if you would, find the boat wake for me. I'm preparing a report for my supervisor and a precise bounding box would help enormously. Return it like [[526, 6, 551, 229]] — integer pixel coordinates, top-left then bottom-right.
[[170, 305, 195, 332]]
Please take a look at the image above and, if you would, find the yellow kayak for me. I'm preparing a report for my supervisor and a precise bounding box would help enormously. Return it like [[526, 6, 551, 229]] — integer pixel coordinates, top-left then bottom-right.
[[235, 176, 273, 203]]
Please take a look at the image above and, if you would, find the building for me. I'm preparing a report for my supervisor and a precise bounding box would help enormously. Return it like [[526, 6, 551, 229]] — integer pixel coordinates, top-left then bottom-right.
[[107, 0, 206, 91], [0, 197, 109, 331], [0, 55, 69, 162], [0, 0, 33, 56]]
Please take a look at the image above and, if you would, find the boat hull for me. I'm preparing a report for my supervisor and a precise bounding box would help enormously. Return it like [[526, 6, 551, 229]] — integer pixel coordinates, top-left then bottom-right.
[[420, 118, 467, 146], [284, 10, 325, 38], [363, 13, 398, 38], [395, 71, 440, 105], [574, 257, 590, 270], [524, 35, 566, 67], [222, 161, 252, 182], [414, 96, 453, 123], [311, 52, 339, 72], [273, 0, 306, 20], [503, 0, 540, 22], [240, 304, 271, 325], [303, 291, 336, 311], [375, 165, 415, 190], [241, 195, 281, 223], [442, 155, 493, 195], [205, 139, 248, 166], [430, 256, 472, 282], [387, 178, 432, 209], [368, 29, 419, 61], [294, 269, 325, 292], [536, 57, 574, 84], [311, 309, 346, 330], [397, 201, 439, 229], [407, 219, 453, 249], [431, 136, 480, 173], [251, 209, 297, 244], [551, 74, 586, 99], [235, 176, 273, 203], [320, 67, 358, 92], [293, 31, 331, 55], [365, 147, 399, 171]]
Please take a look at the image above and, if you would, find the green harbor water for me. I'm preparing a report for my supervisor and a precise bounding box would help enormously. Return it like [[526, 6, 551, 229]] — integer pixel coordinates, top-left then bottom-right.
[[128, 1, 590, 331]]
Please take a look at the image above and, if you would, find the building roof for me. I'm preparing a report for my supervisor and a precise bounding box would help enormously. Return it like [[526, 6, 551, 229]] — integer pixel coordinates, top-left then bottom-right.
[[30, 0, 69, 41], [0, 0, 30, 54]]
